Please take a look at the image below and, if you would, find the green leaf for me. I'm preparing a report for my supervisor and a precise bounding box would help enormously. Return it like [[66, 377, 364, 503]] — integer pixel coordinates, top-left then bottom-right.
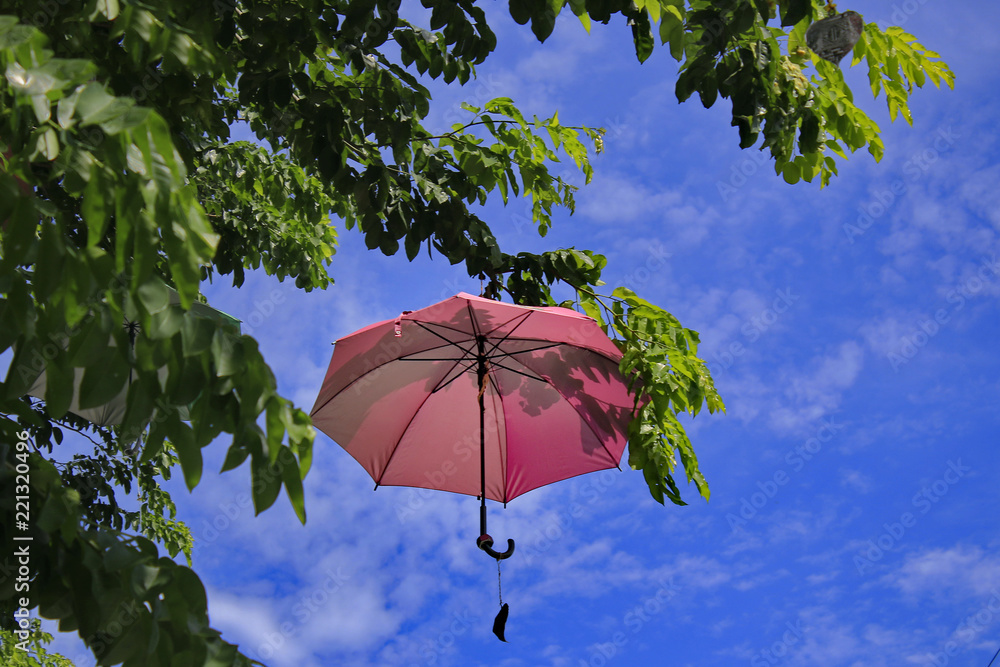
[[782, 161, 800, 184], [211, 328, 242, 377], [77, 345, 129, 410], [43, 352, 75, 419], [81, 168, 110, 246], [31, 94, 51, 124], [67, 314, 113, 369], [220, 445, 249, 473], [74, 82, 116, 125], [57, 86, 82, 128], [169, 418, 202, 490], [90, 0, 121, 21], [137, 279, 171, 315], [181, 311, 215, 357], [35, 128, 59, 161], [663, 474, 689, 506], [34, 221, 65, 302], [251, 453, 283, 515], [631, 11, 654, 63], [278, 446, 307, 524], [642, 461, 665, 504], [779, 0, 812, 27]]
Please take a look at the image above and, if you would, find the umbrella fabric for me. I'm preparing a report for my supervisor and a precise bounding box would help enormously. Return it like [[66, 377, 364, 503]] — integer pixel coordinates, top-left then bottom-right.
[[310, 292, 635, 503], [25, 287, 241, 426]]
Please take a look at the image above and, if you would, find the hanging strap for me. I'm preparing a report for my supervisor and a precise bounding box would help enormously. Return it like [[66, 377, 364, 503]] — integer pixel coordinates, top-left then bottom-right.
[[497, 559, 503, 607]]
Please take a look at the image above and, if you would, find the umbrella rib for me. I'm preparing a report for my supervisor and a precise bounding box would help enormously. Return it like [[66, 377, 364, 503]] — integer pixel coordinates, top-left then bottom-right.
[[398, 350, 478, 393], [375, 315, 478, 487], [399, 322, 480, 393], [314, 338, 568, 417], [489, 361, 546, 383], [402, 341, 562, 363], [466, 301, 514, 504], [471, 305, 527, 506], [311, 339, 466, 416], [488, 342, 562, 361], [411, 320, 473, 348], [480, 308, 533, 339], [480, 311, 533, 359], [373, 361, 461, 489], [485, 364, 509, 504], [431, 359, 478, 393]]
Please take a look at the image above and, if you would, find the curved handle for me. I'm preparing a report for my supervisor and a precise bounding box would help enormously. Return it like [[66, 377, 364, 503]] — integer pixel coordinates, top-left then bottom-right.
[[477, 534, 515, 560]]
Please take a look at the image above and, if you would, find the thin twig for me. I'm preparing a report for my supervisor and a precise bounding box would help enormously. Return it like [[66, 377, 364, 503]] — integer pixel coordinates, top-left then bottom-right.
[[53, 419, 109, 451], [572, 284, 660, 345]]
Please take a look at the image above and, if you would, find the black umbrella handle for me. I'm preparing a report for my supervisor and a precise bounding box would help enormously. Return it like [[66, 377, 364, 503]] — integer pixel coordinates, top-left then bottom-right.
[[477, 534, 515, 560]]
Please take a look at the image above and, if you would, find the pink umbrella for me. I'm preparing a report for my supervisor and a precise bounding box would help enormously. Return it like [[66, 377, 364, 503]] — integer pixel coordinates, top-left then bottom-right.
[[310, 293, 636, 636]]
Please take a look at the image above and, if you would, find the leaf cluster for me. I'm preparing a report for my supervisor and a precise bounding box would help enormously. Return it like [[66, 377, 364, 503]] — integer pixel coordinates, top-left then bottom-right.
[[0, 0, 954, 664], [0, 617, 74, 667], [1, 445, 255, 666]]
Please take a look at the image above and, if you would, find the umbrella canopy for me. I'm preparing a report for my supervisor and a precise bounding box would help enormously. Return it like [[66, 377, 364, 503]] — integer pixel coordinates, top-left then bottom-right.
[[310, 292, 636, 504]]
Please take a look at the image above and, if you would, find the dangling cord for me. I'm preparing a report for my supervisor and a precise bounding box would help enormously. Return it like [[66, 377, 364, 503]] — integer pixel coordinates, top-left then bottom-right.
[[497, 558, 503, 607]]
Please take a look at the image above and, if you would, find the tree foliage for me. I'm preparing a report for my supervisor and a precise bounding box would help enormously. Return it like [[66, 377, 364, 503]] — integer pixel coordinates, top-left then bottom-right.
[[1, 618, 74, 666], [0, 0, 951, 664]]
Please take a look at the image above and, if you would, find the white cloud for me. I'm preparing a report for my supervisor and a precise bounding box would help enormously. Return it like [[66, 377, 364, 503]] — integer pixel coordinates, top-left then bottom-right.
[[578, 173, 683, 224], [960, 164, 1000, 229], [840, 469, 873, 494], [884, 545, 1000, 598], [769, 341, 864, 434]]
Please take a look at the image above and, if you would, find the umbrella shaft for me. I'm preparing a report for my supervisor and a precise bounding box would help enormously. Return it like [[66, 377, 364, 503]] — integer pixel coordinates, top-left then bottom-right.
[[479, 385, 486, 534], [478, 335, 487, 532]]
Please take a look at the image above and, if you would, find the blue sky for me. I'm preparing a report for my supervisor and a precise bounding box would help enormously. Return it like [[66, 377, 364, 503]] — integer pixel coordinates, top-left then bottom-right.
[[26, 1, 1000, 665]]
